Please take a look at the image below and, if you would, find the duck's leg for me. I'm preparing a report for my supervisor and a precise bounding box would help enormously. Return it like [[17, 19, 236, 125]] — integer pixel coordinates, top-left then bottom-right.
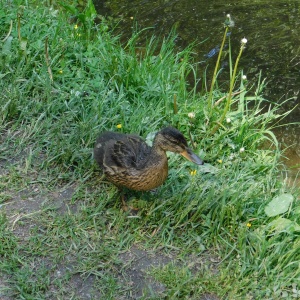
[[120, 189, 129, 211], [119, 189, 140, 213]]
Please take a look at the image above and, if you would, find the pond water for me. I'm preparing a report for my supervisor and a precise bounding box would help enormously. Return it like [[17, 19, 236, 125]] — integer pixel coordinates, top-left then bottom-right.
[[94, 0, 300, 185]]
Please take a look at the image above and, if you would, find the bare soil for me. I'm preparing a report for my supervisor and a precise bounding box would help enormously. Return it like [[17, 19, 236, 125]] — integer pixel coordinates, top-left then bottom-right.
[[0, 156, 221, 300]]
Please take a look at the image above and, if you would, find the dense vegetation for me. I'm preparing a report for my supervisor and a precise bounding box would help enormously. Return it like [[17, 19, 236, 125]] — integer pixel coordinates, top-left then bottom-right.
[[0, 1, 299, 299]]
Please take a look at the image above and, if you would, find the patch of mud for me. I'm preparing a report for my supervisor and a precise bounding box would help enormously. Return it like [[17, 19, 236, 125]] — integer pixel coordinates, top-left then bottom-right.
[[200, 293, 220, 300], [118, 246, 221, 300], [118, 246, 171, 299], [47, 265, 102, 300], [2, 184, 78, 238], [67, 274, 101, 300], [48, 186, 78, 215], [1, 149, 221, 300], [0, 273, 12, 300]]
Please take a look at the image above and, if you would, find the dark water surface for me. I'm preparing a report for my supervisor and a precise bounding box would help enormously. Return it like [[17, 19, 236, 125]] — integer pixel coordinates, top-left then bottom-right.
[[94, 0, 300, 184]]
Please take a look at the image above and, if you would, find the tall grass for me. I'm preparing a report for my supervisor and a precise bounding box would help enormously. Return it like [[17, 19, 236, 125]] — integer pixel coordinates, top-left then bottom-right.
[[1, 1, 300, 299]]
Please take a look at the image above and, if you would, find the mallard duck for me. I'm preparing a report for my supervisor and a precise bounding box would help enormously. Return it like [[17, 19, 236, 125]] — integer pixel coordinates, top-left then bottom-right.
[[94, 127, 203, 191]]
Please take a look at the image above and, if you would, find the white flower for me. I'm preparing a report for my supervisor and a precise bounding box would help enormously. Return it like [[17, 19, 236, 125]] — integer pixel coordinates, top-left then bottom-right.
[[239, 147, 245, 153], [229, 153, 235, 160], [242, 75, 247, 80], [188, 112, 195, 119], [224, 14, 235, 28], [241, 38, 248, 45], [226, 117, 231, 123]]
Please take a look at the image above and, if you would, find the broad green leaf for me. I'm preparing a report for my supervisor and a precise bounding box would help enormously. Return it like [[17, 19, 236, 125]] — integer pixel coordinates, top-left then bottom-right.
[[2, 36, 13, 54], [264, 193, 293, 217], [289, 222, 300, 232], [198, 163, 219, 174], [294, 206, 300, 215], [20, 38, 28, 51], [269, 217, 293, 231], [269, 217, 300, 233]]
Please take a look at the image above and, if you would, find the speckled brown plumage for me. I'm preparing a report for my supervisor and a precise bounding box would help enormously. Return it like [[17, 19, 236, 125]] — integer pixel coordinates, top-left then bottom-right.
[[94, 127, 203, 191]]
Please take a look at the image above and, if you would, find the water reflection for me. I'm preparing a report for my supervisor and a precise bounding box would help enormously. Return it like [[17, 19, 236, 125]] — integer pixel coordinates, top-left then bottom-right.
[[94, 0, 300, 184]]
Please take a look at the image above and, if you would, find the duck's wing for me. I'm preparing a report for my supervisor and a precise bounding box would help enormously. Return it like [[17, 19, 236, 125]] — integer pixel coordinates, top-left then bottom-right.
[[94, 132, 151, 173], [111, 135, 151, 169]]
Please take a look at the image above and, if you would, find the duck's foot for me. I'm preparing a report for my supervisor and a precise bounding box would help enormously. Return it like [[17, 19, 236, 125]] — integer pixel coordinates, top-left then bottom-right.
[[121, 194, 139, 214], [149, 188, 159, 195], [121, 194, 129, 211]]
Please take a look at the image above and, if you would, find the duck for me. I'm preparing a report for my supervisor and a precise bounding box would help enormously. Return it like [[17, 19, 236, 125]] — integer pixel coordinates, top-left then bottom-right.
[[94, 126, 204, 192]]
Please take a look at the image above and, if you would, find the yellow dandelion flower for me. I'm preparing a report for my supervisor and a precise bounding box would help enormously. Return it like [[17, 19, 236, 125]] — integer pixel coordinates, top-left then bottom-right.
[[246, 223, 252, 228], [116, 124, 122, 129], [74, 24, 79, 29], [190, 170, 197, 176], [58, 70, 63, 74], [217, 159, 223, 164]]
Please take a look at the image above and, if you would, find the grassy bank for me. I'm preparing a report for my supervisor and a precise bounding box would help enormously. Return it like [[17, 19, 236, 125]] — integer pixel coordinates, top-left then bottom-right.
[[1, 1, 300, 299]]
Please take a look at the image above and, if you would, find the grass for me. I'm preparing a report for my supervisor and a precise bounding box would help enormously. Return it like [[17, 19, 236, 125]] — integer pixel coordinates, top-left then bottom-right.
[[1, 1, 300, 299]]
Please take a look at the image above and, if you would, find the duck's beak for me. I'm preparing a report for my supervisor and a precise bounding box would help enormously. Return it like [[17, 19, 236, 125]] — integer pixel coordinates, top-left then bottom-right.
[[180, 148, 204, 165]]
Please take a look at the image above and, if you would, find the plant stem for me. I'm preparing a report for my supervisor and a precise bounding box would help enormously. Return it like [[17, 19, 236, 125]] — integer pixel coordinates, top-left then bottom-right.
[[207, 26, 228, 118], [210, 42, 246, 135]]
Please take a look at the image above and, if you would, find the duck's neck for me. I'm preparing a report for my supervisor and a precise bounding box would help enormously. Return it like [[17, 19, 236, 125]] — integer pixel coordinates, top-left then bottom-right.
[[150, 143, 167, 159], [143, 142, 168, 182], [141, 140, 166, 167]]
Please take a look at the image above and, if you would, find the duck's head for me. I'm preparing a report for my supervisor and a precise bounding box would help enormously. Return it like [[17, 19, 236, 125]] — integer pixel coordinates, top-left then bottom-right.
[[154, 127, 204, 165]]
